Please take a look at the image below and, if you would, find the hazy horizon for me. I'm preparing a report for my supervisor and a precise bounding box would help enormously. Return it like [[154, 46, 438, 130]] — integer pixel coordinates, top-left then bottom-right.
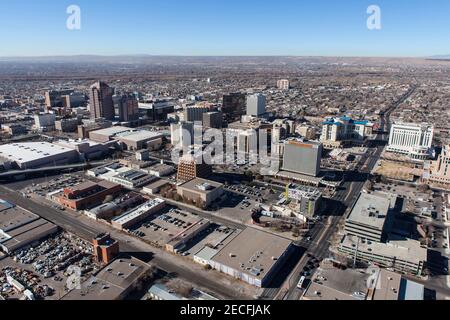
[[0, 53, 448, 59]]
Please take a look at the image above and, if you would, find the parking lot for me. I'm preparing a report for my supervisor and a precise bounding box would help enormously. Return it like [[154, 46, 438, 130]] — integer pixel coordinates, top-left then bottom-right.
[[224, 184, 264, 199], [130, 207, 205, 247], [216, 196, 260, 224], [179, 224, 240, 258], [20, 173, 86, 198], [0, 232, 99, 300]]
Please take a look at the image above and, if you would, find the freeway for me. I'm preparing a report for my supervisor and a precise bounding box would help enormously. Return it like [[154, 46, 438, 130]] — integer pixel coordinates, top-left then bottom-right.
[[0, 161, 108, 180], [0, 185, 252, 300]]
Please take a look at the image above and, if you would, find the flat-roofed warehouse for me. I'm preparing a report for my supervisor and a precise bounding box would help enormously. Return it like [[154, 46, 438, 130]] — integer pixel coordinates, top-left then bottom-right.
[[116, 131, 164, 151], [89, 126, 135, 143], [210, 227, 293, 287], [345, 192, 397, 242], [62, 256, 151, 300], [88, 126, 164, 151], [302, 265, 371, 300], [111, 198, 166, 230], [0, 142, 79, 169], [0, 200, 58, 253]]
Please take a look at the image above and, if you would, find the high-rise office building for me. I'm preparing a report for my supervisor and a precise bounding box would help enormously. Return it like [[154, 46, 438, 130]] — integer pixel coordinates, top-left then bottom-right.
[[89, 81, 115, 120], [184, 105, 209, 122], [139, 99, 175, 122], [277, 79, 290, 90], [387, 122, 434, 161], [282, 139, 323, 177], [61, 92, 86, 109], [246, 94, 266, 117], [203, 111, 223, 129], [113, 93, 139, 122], [45, 89, 74, 109], [222, 93, 246, 121]]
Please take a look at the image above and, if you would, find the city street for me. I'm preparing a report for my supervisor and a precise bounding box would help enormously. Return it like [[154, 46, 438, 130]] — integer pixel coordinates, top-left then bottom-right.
[[0, 185, 255, 300]]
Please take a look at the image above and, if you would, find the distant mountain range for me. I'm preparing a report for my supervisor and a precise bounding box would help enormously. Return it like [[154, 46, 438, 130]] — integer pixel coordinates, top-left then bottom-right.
[[428, 55, 450, 60], [0, 54, 445, 61], [0, 55, 448, 67]]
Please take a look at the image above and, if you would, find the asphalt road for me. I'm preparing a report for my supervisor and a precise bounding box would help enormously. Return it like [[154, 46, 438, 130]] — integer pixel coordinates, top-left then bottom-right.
[[0, 85, 421, 301], [0, 185, 251, 300], [278, 85, 414, 300]]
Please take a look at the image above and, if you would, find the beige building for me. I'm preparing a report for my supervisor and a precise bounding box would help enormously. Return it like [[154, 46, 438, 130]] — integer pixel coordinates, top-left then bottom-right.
[[210, 228, 293, 287], [296, 125, 317, 140], [277, 79, 290, 90], [177, 178, 224, 207], [62, 256, 151, 300], [423, 144, 450, 188]]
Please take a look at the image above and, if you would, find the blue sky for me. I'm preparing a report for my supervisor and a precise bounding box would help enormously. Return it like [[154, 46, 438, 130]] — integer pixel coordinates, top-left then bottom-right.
[[0, 0, 449, 57]]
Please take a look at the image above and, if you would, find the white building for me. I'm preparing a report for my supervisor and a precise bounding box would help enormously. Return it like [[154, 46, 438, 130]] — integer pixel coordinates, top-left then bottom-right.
[[105, 167, 157, 189], [387, 122, 434, 161], [0, 142, 79, 169], [320, 116, 374, 148], [423, 144, 450, 187], [111, 198, 165, 230], [54, 139, 113, 161], [246, 94, 266, 117]]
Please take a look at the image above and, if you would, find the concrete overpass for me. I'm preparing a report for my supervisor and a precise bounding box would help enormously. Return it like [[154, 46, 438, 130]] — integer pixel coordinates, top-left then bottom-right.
[[0, 161, 108, 180]]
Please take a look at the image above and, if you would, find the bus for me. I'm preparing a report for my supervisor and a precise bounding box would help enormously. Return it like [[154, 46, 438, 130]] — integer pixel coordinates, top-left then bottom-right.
[[297, 276, 306, 289]]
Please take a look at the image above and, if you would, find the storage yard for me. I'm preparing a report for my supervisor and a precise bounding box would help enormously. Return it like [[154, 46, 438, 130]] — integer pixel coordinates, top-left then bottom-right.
[[0, 232, 100, 300]]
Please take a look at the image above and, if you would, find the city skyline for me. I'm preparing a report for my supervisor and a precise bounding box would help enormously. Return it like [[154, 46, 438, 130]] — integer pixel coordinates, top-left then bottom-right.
[[0, 0, 449, 307], [1, 0, 449, 57]]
